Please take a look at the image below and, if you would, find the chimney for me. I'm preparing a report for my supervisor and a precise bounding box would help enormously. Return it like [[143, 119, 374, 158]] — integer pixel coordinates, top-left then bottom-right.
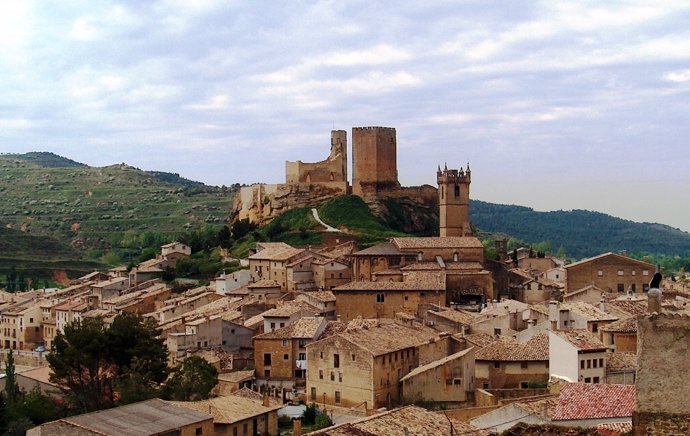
[[648, 288, 662, 314], [262, 392, 270, 407], [599, 296, 607, 313], [527, 319, 535, 330], [292, 418, 302, 436], [549, 300, 559, 331]]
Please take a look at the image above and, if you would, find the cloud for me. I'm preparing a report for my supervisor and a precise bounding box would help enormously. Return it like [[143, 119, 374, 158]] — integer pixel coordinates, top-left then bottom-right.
[[663, 69, 690, 83]]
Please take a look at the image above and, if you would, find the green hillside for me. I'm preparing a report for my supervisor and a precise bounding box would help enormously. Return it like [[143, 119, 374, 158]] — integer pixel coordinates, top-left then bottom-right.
[[470, 200, 690, 259], [0, 153, 236, 280]]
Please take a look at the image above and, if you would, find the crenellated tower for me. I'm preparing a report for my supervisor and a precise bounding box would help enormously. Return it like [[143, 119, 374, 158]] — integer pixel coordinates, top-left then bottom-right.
[[437, 163, 472, 237]]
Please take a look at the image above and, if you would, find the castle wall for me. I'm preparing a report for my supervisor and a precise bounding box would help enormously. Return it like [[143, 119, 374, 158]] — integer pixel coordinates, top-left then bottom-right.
[[285, 130, 347, 184], [352, 127, 399, 197]]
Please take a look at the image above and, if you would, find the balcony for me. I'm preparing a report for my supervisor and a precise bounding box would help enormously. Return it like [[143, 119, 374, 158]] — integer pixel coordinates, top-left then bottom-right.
[[295, 359, 307, 370]]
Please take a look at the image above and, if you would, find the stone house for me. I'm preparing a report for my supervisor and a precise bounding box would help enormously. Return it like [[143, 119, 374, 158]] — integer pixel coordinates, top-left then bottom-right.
[[333, 272, 446, 323], [548, 300, 618, 334], [600, 317, 637, 353], [549, 330, 608, 384], [90, 276, 129, 301], [294, 291, 337, 318], [214, 269, 251, 295], [1, 301, 43, 350], [605, 352, 636, 385], [245, 280, 283, 302], [564, 252, 655, 294], [248, 242, 305, 290], [253, 316, 328, 395], [260, 301, 319, 333], [422, 305, 478, 334], [161, 241, 192, 258], [169, 395, 281, 436], [401, 347, 475, 405], [312, 257, 352, 291], [305, 318, 444, 409], [474, 332, 550, 389]]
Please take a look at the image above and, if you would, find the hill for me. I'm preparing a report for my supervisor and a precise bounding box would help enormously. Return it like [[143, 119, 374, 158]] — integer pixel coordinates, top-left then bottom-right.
[[470, 200, 690, 259], [0, 153, 236, 280]]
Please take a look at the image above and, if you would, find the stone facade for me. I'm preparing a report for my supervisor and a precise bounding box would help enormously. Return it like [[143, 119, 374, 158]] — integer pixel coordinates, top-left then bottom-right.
[[565, 252, 655, 294], [285, 130, 348, 184], [634, 314, 690, 436], [437, 165, 471, 237], [352, 126, 399, 197]]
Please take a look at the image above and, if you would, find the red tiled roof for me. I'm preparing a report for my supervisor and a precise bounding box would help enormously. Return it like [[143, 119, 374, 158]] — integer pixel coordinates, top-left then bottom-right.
[[551, 330, 608, 351], [552, 383, 635, 420], [475, 333, 549, 361]]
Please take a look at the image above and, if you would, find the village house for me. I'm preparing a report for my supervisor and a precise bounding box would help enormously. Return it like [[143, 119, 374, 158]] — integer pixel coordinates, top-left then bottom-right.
[[27, 398, 213, 436], [305, 318, 445, 409], [600, 316, 637, 352], [400, 347, 475, 405], [214, 370, 256, 396], [549, 329, 608, 384], [248, 242, 305, 290], [260, 301, 320, 333], [160, 241, 192, 258], [294, 291, 337, 318], [214, 269, 251, 295], [169, 395, 281, 436], [0, 300, 43, 350], [564, 252, 655, 294], [253, 316, 328, 396], [474, 332, 550, 389], [89, 276, 129, 301], [471, 383, 636, 432], [311, 257, 351, 291], [548, 300, 618, 334], [421, 304, 478, 334], [605, 352, 637, 385], [245, 280, 282, 301], [333, 272, 446, 323]]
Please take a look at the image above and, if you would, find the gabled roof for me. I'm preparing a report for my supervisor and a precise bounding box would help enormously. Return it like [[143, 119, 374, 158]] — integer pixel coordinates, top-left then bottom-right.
[[401, 348, 474, 382], [310, 319, 439, 357], [168, 395, 281, 425], [476, 332, 549, 361], [550, 330, 607, 351], [430, 308, 478, 325], [564, 252, 654, 270], [352, 241, 402, 256], [552, 383, 635, 420], [334, 272, 445, 292], [606, 352, 637, 371], [306, 405, 488, 436], [254, 316, 326, 340], [248, 244, 304, 261], [561, 301, 619, 322], [600, 316, 637, 333], [392, 236, 483, 250]]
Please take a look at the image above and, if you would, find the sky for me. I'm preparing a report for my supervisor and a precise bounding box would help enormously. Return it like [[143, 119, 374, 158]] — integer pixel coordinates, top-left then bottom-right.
[[1, 1, 689, 232]]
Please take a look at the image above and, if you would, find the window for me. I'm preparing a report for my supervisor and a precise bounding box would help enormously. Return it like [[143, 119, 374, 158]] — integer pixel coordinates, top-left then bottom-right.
[[330, 372, 335, 381], [520, 381, 529, 389], [597, 270, 603, 277], [483, 382, 490, 389], [335, 391, 341, 404], [417, 252, 423, 261], [298, 339, 306, 348], [494, 361, 500, 369], [311, 387, 316, 400], [618, 270, 624, 276], [264, 353, 272, 366], [270, 322, 276, 330], [632, 270, 636, 276], [592, 323, 598, 333], [320, 351, 324, 359], [643, 284, 649, 292], [196, 428, 203, 436], [352, 353, 356, 361], [587, 360, 591, 369], [584, 377, 591, 383], [521, 362, 528, 369], [334, 354, 340, 368], [599, 358, 604, 367], [264, 369, 270, 377], [643, 270, 649, 276], [454, 185, 460, 197], [376, 293, 385, 303], [617, 283, 625, 292], [319, 369, 323, 379], [298, 352, 306, 360], [339, 372, 342, 382], [282, 340, 288, 347], [631, 284, 636, 292], [593, 359, 597, 368], [453, 252, 459, 262], [593, 376, 600, 383], [280, 322, 285, 328], [284, 354, 289, 360], [580, 360, 585, 370], [29, 318, 33, 323], [494, 328, 501, 336]]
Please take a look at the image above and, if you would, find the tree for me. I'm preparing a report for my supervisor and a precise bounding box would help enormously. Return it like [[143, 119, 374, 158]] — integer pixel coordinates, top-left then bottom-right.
[[4, 350, 19, 405], [162, 356, 218, 401], [47, 313, 169, 412]]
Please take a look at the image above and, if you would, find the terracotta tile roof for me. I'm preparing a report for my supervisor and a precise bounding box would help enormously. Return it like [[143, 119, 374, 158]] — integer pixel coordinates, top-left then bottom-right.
[[478, 299, 530, 318], [168, 395, 281, 425], [600, 317, 637, 333], [596, 422, 633, 434], [318, 320, 347, 339], [561, 302, 619, 322], [306, 405, 489, 435], [607, 299, 648, 317], [298, 290, 336, 303], [400, 262, 442, 271], [430, 308, 478, 325], [606, 352, 637, 371], [551, 330, 608, 351], [247, 280, 281, 288], [445, 262, 485, 270], [255, 316, 326, 340], [352, 241, 402, 256], [249, 245, 304, 261], [231, 387, 282, 406], [552, 383, 635, 420], [262, 300, 319, 318], [476, 332, 549, 361], [401, 348, 474, 382], [217, 370, 255, 383], [392, 236, 484, 250], [320, 319, 439, 356], [459, 332, 497, 349], [564, 284, 606, 299], [334, 273, 445, 292], [514, 397, 558, 419]]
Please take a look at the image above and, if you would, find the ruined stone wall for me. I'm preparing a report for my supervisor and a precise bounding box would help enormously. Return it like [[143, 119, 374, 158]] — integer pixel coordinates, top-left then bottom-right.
[[352, 126, 399, 197], [286, 130, 348, 184]]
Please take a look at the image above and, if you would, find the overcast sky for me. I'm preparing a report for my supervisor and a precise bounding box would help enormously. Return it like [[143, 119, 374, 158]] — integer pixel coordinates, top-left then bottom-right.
[[2, 1, 689, 232]]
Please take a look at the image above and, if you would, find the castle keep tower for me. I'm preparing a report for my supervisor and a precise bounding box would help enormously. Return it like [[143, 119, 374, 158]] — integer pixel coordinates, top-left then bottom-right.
[[437, 163, 472, 237], [352, 127, 399, 197]]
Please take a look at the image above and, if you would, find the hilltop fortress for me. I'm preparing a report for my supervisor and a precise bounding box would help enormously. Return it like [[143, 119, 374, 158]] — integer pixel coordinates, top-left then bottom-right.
[[233, 127, 438, 225]]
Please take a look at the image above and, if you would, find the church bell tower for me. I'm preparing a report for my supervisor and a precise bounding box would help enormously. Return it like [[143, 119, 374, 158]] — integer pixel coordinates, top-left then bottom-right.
[[437, 163, 472, 237]]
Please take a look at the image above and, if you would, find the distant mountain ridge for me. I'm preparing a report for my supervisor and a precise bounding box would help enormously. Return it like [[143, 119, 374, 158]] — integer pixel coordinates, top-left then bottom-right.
[[470, 200, 690, 258]]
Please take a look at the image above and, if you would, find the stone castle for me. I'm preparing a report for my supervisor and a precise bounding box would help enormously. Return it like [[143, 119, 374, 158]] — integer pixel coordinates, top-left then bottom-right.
[[233, 127, 450, 228]]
